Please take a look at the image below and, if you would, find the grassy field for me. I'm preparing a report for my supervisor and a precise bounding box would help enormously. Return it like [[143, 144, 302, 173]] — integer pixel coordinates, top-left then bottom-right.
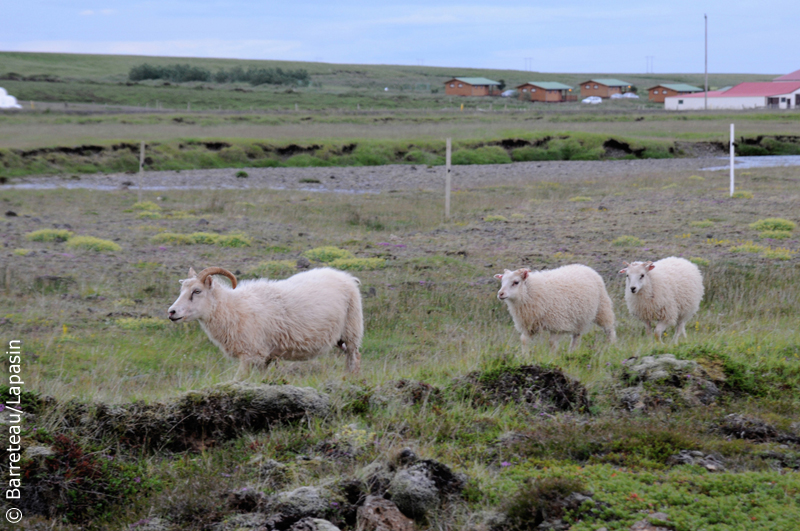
[[0, 51, 780, 112], [1, 161, 799, 529]]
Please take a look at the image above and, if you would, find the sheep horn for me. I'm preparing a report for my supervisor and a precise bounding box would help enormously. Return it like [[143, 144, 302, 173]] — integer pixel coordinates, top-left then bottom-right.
[[196, 267, 237, 289]]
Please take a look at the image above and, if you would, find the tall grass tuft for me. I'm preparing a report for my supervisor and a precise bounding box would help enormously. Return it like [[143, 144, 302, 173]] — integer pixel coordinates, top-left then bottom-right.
[[26, 229, 73, 242], [66, 236, 121, 252]]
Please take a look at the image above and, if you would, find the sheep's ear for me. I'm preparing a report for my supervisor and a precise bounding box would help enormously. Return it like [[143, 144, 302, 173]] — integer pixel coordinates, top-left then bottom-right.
[[623, 261, 630, 267], [618, 268, 627, 274], [204, 275, 214, 288], [188, 267, 197, 277], [494, 273, 504, 280], [521, 269, 529, 280], [647, 262, 655, 271]]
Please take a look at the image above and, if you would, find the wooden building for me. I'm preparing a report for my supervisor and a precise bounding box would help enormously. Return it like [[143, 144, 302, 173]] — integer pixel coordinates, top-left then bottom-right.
[[444, 77, 501, 97], [578, 79, 632, 99], [647, 83, 703, 103], [516, 82, 576, 103]]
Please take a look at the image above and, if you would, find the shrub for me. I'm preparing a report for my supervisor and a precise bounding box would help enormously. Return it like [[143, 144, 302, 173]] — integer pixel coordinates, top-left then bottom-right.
[[690, 219, 714, 228], [749, 218, 796, 232], [568, 196, 592, 202], [66, 236, 121, 252], [761, 248, 796, 260], [235, 170, 249, 178], [299, 177, 321, 184], [612, 235, 644, 247], [452, 146, 512, 165], [13, 248, 32, 256], [329, 258, 386, 271], [250, 260, 297, 278], [759, 230, 791, 240], [504, 477, 588, 531], [189, 232, 220, 244], [215, 233, 252, 247], [303, 246, 354, 263], [732, 190, 753, 199], [689, 257, 710, 267], [151, 233, 193, 245], [132, 201, 161, 211], [484, 215, 508, 222], [25, 229, 73, 242]]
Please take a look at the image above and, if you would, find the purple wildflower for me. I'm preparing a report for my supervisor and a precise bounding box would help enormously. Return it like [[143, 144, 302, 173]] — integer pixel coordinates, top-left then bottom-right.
[[379, 242, 391, 246], [158, 246, 167, 251], [394, 244, 406, 248], [134, 477, 141, 483], [221, 473, 232, 477], [500, 461, 512, 467]]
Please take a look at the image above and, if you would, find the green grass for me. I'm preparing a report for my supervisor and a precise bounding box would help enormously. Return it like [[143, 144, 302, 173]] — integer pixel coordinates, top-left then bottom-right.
[[750, 218, 796, 232], [65, 235, 121, 252], [612, 235, 645, 247], [2, 143, 800, 530], [25, 228, 74, 242]]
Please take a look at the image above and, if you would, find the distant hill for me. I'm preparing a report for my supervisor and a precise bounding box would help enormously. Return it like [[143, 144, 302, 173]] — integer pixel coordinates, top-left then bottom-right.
[[0, 51, 776, 92]]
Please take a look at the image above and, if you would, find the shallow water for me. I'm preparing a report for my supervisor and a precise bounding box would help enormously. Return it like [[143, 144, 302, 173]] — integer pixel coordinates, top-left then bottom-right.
[[700, 155, 800, 171]]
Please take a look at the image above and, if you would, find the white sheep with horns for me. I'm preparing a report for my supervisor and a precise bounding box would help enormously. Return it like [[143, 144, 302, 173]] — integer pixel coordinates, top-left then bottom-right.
[[168, 266, 364, 379], [494, 264, 616, 351], [619, 257, 704, 342]]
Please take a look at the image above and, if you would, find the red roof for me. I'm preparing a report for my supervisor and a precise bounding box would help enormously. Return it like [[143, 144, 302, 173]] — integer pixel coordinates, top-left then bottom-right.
[[774, 69, 800, 81], [680, 82, 800, 98]]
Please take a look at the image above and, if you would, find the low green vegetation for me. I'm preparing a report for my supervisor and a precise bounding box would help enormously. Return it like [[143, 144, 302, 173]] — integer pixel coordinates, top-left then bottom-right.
[[750, 218, 796, 232], [25, 228, 74, 242], [612, 235, 644, 247], [303, 246, 354, 263], [65, 235, 121, 252]]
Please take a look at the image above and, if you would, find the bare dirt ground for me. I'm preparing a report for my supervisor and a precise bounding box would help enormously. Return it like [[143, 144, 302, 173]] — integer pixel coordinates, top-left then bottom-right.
[[7, 157, 729, 192]]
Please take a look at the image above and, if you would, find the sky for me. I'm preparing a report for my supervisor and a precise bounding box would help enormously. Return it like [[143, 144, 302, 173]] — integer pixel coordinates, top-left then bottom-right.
[[1, 1, 796, 74]]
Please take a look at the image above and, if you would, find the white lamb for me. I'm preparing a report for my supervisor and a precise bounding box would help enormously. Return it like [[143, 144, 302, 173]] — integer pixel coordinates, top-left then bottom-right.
[[494, 264, 616, 351], [168, 266, 364, 379], [619, 257, 704, 342]]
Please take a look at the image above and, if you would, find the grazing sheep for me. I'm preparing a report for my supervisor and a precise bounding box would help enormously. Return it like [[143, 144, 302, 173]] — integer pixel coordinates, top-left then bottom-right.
[[168, 266, 363, 379], [494, 264, 616, 351], [619, 257, 704, 342]]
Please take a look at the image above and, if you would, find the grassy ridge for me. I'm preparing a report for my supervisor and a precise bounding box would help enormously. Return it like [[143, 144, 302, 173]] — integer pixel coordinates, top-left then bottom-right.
[[0, 131, 682, 177]]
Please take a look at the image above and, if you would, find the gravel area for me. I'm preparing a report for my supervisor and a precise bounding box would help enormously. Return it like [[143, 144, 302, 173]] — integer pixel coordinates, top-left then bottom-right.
[[6, 157, 730, 193]]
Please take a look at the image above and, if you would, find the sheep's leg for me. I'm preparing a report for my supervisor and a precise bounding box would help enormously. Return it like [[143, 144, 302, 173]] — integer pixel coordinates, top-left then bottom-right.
[[234, 359, 251, 381], [345, 347, 361, 374], [520, 333, 531, 355], [569, 334, 582, 351], [654, 322, 668, 343], [673, 320, 688, 343], [643, 321, 653, 336], [548, 333, 563, 350]]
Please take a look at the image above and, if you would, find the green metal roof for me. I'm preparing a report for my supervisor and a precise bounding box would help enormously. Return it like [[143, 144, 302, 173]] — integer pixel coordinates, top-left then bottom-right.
[[518, 81, 573, 90], [449, 77, 500, 86], [649, 83, 703, 92], [582, 78, 632, 87]]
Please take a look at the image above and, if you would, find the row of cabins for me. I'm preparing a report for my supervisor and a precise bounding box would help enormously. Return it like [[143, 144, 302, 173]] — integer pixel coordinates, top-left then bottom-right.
[[444, 77, 703, 103]]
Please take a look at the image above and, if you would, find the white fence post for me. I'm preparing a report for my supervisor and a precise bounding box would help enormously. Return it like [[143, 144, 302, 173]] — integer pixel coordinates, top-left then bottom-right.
[[445, 138, 452, 219], [138, 141, 145, 203], [730, 124, 735, 197]]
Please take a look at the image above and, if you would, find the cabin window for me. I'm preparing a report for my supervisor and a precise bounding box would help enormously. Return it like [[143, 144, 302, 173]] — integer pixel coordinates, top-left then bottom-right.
[[585, 85, 590, 89], [450, 83, 454, 87], [594, 85, 598, 89], [531, 88, 536, 92], [662, 90, 667, 94], [678, 100, 684, 104], [458, 84, 463, 87]]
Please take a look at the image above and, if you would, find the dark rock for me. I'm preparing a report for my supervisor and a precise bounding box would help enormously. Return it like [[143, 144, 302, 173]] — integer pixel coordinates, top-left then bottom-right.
[[289, 518, 341, 531], [5, 211, 17, 217], [456, 364, 591, 413], [717, 414, 800, 444], [666, 450, 725, 471], [356, 496, 415, 531], [618, 354, 721, 411], [387, 460, 465, 520], [212, 513, 269, 531], [297, 257, 312, 269], [197, 218, 210, 225], [226, 485, 268, 512]]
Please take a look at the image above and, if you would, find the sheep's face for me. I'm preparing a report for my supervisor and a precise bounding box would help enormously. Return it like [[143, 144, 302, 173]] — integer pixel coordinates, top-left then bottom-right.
[[494, 268, 529, 302], [168, 268, 216, 322], [619, 261, 655, 295]]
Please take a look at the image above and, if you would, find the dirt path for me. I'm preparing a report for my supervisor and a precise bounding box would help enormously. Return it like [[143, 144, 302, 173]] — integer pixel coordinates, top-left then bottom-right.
[[6, 157, 730, 193]]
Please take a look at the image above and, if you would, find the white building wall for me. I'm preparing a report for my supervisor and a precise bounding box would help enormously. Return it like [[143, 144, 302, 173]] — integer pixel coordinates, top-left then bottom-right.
[[666, 88, 800, 110], [665, 96, 765, 110]]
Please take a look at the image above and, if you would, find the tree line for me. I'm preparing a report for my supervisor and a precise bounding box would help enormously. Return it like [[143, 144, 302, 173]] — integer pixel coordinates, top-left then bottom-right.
[[128, 64, 311, 86]]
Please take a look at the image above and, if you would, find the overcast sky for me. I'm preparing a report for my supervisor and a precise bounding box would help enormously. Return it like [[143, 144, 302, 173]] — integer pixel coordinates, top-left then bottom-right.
[[1, 1, 795, 74]]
